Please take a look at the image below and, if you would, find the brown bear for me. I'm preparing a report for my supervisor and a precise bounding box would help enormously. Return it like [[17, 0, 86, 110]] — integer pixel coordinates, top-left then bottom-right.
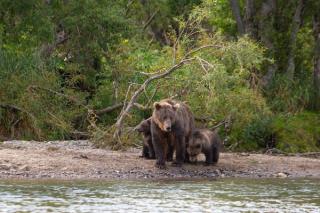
[[151, 99, 195, 169], [135, 117, 155, 159], [187, 129, 221, 165]]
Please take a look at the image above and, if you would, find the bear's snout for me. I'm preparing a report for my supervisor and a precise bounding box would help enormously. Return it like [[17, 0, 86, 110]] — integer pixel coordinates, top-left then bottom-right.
[[163, 120, 172, 132]]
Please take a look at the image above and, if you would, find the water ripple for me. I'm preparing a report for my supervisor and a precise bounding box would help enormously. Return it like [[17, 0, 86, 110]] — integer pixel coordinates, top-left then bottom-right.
[[0, 179, 319, 213]]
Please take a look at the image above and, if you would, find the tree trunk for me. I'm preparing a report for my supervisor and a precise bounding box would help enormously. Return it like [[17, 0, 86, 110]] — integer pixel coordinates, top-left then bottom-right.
[[229, 0, 245, 35], [286, 0, 304, 80], [259, 0, 277, 86], [244, 0, 255, 37], [313, 13, 320, 109]]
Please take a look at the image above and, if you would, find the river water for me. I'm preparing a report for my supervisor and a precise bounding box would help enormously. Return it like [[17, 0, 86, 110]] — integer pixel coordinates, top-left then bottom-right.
[[0, 178, 319, 213]]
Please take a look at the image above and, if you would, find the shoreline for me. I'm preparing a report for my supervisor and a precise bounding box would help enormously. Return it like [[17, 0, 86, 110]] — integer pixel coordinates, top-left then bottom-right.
[[1, 140, 319, 180]]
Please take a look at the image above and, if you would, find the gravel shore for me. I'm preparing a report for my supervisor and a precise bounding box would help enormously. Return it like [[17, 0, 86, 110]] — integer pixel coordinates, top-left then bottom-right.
[[0, 140, 319, 180]]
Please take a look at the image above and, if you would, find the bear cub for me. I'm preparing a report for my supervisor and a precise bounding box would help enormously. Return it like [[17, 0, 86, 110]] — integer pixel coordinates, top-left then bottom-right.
[[187, 129, 221, 165], [135, 117, 155, 159]]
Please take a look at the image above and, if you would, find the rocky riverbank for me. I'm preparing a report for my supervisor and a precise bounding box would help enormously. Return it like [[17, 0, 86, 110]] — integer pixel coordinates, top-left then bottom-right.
[[0, 140, 319, 180]]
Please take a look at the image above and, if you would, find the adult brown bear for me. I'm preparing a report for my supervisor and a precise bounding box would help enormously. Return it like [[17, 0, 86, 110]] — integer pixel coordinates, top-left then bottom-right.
[[151, 99, 195, 169], [135, 117, 174, 161]]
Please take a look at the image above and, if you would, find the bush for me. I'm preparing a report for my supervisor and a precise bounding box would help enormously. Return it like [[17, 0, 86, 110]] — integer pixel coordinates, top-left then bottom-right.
[[241, 117, 274, 151], [266, 75, 312, 113], [272, 112, 320, 153]]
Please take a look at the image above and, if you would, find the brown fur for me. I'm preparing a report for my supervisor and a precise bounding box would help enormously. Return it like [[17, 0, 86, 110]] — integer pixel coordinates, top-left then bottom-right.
[[135, 118, 155, 159], [151, 99, 195, 169], [187, 129, 221, 165]]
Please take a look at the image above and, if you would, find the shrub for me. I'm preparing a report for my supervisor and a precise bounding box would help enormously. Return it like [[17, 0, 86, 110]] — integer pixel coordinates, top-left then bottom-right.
[[241, 117, 274, 151], [272, 112, 320, 153]]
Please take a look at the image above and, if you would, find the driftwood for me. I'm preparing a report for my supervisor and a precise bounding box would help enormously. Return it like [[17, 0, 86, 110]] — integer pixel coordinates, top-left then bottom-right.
[[265, 149, 320, 159], [295, 152, 320, 158], [70, 130, 90, 139]]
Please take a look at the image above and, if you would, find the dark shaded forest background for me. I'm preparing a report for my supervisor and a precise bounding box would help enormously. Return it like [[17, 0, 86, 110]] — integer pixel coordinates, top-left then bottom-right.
[[0, 0, 319, 152]]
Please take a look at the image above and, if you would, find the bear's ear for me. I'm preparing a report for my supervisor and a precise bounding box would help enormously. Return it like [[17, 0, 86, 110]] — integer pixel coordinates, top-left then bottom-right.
[[154, 102, 161, 110]]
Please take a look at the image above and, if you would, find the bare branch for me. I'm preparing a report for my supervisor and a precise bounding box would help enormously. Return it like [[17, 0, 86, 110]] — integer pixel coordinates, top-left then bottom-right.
[[173, 26, 186, 64], [143, 9, 159, 30], [133, 103, 151, 110], [125, 0, 134, 15], [113, 57, 195, 139], [139, 69, 164, 76], [28, 85, 90, 110], [194, 116, 212, 122], [184, 44, 221, 59], [145, 84, 160, 107], [94, 103, 123, 116], [0, 104, 41, 139], [209, 121, 226, 130], [169, 82, 192, 99], [197, 57, 214, 73], [118, 83, 134, 119], [0, 104, 36, 121]]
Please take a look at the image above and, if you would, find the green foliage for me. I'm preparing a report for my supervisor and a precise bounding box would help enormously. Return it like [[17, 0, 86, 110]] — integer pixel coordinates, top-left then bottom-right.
[[205, 0, 237, 35], [0, 0, 319, 154], [0, 49, 84, 139], [272, 112, 320, 153], [266, 75, 312, 113], [242, 117, 274, 151], [169, 34, 272, 150]]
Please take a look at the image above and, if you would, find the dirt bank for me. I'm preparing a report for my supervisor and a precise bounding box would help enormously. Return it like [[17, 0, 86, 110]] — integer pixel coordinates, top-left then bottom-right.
[[0, 140, 319, 180]]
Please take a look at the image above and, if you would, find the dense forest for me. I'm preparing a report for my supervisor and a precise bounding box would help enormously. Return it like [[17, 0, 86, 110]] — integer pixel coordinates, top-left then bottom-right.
[[0, 0, 319, 152]]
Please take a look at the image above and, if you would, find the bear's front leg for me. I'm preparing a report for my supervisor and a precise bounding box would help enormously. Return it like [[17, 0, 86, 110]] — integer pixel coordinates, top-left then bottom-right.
[[146, 137, 156, 159], [166, 134, 174, 161], [212, 144, 220, 164], [151, 122, 167, 169], [172, 133, 185, 167], [204, 151, 214, 166], [184, 136, 191, 163], [141, 144, 149, 158]]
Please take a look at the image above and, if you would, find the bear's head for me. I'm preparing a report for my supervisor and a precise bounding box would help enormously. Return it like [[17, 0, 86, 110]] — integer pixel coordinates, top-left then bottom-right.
[[152, 101, 179, 132], [135, 118, 151, 134], [187, 131, 203, 162]]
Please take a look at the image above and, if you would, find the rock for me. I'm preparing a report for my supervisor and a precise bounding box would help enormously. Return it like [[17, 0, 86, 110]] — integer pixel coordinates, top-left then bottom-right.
[[215, 169, 222, 176], [274, 172, 288, 178], [73, 154, 89, 159], [19, 165, 30, 171], [239, 153, 250, 157], [0, 164, 11, 170], [47, 146, 60, 151], [80, 154, 88, 159]]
